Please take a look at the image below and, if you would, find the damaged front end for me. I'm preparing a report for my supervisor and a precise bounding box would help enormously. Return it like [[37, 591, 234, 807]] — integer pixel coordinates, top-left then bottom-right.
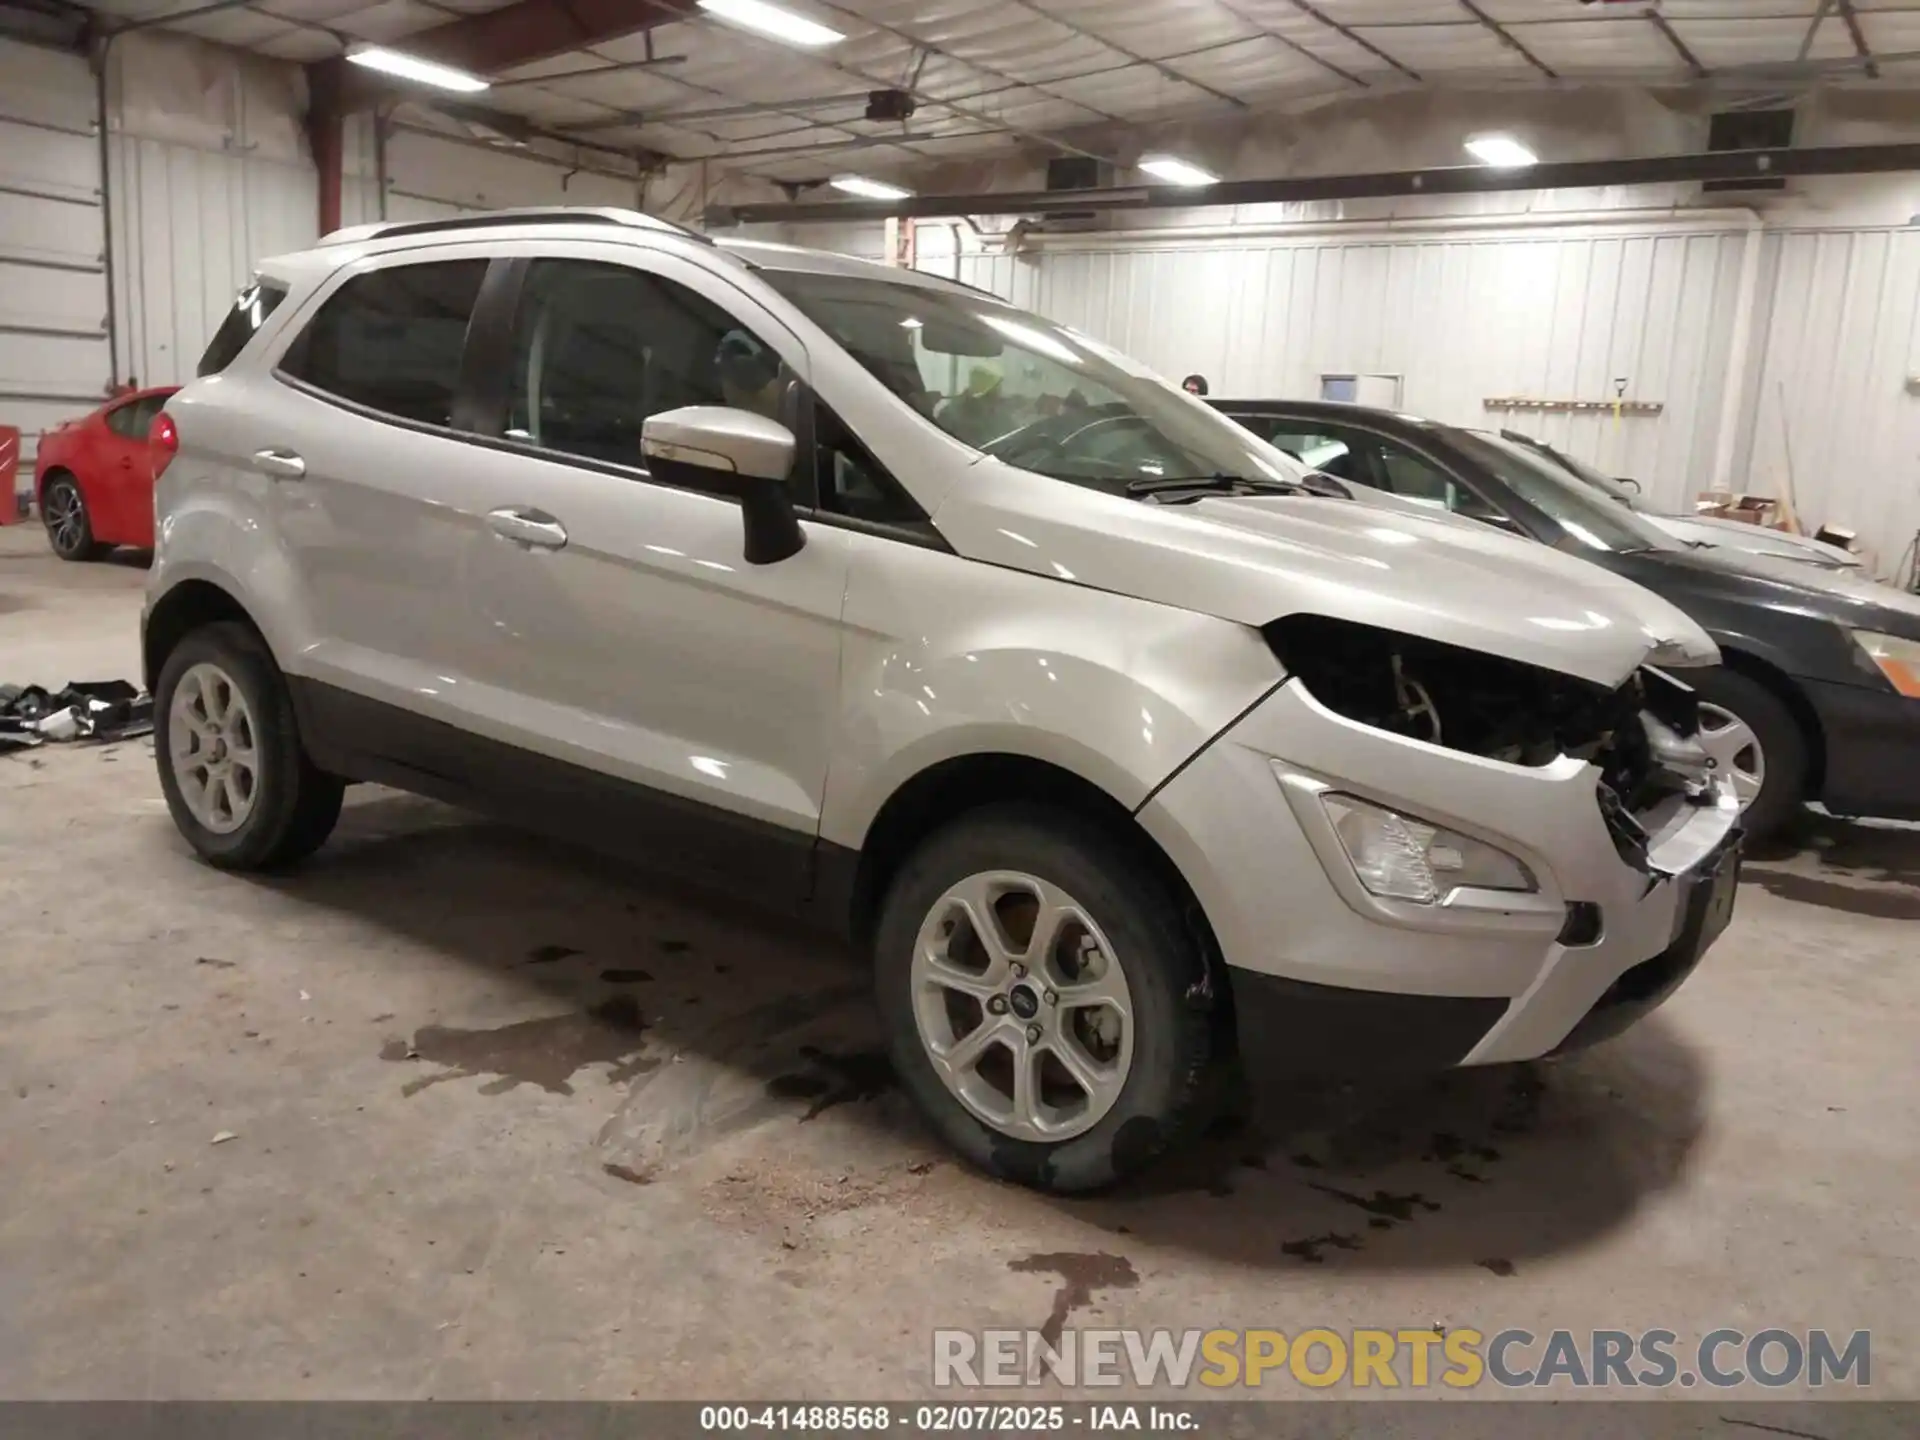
[[1263, 615, 1732, 875]]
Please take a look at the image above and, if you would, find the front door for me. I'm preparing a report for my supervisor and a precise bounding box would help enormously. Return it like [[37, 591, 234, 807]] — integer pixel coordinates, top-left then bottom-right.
[[446, 251, 850, 905]]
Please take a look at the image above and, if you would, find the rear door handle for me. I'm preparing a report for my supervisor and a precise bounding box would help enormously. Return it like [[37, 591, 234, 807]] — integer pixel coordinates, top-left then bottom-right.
[[250, 448, 306, 480], [488, 507, 568, 550]]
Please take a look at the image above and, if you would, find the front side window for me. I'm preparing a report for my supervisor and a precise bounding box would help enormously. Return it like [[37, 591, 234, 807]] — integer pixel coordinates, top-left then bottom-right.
[[504, 259, 789, 470], [759, 269, 1304, 497], [198, 280, 289, 377], [280, 260, 487, 426]]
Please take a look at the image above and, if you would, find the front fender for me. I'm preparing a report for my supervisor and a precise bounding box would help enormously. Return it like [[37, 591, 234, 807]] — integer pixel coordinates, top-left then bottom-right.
[[818, 537, 1283, 851]]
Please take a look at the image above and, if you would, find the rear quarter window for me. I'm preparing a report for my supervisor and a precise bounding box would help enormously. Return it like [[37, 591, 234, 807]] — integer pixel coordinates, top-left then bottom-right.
[[197, 281, 289, 377]]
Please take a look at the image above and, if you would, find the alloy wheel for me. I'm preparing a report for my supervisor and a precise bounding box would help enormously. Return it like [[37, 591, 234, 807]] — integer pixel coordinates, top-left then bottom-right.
[[1697, 702, 1765, 810], [43, 482, 85, 556], [909, 870, 1134, 1142], [168, 663, 261, 835]]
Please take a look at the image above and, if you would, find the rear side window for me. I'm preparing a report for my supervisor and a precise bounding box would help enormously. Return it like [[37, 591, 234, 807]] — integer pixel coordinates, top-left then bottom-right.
[[197, 281, 289, 377], [104, 394, 168, 438], [280, 260, 487, 427], [103, 399, 145, 438]]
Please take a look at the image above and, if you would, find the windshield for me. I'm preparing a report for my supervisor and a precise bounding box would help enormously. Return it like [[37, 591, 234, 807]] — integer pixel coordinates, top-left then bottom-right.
[[1514, 434, 1643, 509], [1449, 430, 1677, 554], [758, 268, 1306, 495]]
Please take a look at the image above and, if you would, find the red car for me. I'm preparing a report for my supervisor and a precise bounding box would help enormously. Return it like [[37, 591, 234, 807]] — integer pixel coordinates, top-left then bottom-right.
[[34, 385, 178, 561]]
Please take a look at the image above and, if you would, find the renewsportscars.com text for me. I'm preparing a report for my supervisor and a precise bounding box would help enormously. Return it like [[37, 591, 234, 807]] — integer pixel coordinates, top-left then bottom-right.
[[933, 1327, 1871, 1391]]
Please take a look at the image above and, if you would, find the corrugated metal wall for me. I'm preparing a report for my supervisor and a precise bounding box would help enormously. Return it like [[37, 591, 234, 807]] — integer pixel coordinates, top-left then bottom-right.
[[103, 33, 646, 395], [105, 32, 321, 391], [1739, 228, 1920, 574], [0, 36, 108, 475], [109, 139, 317, 390], [380, 128, 640, 222], [946, 225, 1750, 518]]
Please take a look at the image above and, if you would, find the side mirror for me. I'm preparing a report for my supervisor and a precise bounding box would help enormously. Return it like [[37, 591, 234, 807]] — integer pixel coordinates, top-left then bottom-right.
[[642, 406, 803, 565]]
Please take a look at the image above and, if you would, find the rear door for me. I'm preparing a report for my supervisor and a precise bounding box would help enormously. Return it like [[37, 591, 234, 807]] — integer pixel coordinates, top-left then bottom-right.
[[257, 249, 495, 709]]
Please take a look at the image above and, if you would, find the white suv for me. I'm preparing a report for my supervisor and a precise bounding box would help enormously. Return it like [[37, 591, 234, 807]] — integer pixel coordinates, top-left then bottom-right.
[[145, 208, 1742, 1191]]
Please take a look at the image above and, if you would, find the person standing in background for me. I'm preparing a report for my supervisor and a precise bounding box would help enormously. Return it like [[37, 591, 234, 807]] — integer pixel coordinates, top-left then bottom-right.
[[1182, 374, 1209, 396]]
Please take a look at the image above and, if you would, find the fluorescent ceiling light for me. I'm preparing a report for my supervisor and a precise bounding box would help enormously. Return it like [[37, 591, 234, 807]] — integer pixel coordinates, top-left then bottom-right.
[[698, 0, 844, 47], [346, 47, 489, 93], [831, 175, 912, 201], [1465, 133, 1537, 168], [1139, 155, 1218, 186]]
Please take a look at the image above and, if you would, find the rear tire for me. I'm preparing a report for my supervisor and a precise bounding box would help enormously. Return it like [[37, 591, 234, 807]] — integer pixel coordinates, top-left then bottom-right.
[[42, 474, 105, 562], [1688, 666, 1809, 843], [154, 622, 343, 870], [874, 804, 1218, 1193]]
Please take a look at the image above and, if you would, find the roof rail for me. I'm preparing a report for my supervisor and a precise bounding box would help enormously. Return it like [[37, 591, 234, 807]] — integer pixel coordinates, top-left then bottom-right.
[[318, 207, 713, 247]]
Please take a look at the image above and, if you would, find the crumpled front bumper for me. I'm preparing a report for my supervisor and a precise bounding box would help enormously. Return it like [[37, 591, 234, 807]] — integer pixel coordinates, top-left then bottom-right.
[[1135, 677, 1741, 1069]]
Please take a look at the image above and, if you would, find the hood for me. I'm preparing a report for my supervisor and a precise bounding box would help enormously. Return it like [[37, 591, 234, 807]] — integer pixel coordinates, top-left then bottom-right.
[[1639, 544, 1920, 635], [1650, 513, 1861, 569], [932, 459, 1719, 688]]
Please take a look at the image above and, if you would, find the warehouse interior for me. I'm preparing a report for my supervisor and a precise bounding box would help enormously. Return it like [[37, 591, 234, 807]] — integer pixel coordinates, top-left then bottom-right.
[[2, 0, 1918, 1415]]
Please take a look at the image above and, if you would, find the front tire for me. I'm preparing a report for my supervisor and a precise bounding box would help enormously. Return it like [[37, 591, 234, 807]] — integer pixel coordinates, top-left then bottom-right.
[[42, 474, 105, 561], [154, 622, 343, 870], [1689, 666, 1809, 842], [874, 805, 1217, 1193]]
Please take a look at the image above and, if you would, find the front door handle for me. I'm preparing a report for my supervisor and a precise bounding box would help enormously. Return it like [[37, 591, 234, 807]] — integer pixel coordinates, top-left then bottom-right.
[[488, 507, 568, 550], [250, 448, 306, 480]]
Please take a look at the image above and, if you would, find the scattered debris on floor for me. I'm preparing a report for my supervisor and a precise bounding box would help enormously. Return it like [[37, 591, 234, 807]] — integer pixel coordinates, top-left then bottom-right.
[[210, 1131, 238, 1145], [1, 679, 153, 753]]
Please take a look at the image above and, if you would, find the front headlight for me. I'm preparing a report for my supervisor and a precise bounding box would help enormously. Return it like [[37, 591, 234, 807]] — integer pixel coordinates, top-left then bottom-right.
[[1318, 792, 1536, 904], [1851, 630, 1920, 698]]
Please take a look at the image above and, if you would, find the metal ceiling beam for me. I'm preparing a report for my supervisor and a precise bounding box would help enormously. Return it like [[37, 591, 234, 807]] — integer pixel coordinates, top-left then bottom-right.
[[1646, 8, 1708, 81], [557, 35, 1263, 137], [1208, 0, 1366, 88], [1287, 0, 1420, 82], [1834, 0, 1881, 80], [397, 0, 684, 76], [485, 54, 688, 90], [1457, 0, 1556, 80], [1004, 0, 1249, 110], [707, 142, 1920, 226], [700, 3, 1125, 164], [107, 0, 257, 34], [799, 0, 1130, 136]]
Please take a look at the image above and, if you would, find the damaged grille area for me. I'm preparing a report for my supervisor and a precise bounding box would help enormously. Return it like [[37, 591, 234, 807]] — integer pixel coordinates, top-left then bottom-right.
[[1263, 616, 1711, 870]]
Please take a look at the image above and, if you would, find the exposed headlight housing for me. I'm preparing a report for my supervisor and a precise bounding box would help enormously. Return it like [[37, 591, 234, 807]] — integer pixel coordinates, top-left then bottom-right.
[[1852, 630, 1920, 698], [1319, 792, 1536, 904]]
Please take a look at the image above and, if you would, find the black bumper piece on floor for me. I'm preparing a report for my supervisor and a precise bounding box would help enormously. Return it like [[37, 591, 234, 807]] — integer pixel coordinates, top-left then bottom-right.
[[1226, 968, 1508, 1092]]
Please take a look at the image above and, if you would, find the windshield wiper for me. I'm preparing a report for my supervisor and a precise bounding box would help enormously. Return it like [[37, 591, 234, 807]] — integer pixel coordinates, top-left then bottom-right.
[[1127, 473, 1347, 500]]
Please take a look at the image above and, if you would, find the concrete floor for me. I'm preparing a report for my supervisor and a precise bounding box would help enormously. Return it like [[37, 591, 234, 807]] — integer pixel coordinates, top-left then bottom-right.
[[3, 522, 1917, 1403]]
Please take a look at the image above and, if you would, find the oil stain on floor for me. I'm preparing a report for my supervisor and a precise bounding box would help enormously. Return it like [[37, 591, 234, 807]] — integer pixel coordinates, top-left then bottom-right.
[[1008, 1252, 1140, 1348], [380, 993, 655, 1097], [764, 1045, 897, 1122]]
